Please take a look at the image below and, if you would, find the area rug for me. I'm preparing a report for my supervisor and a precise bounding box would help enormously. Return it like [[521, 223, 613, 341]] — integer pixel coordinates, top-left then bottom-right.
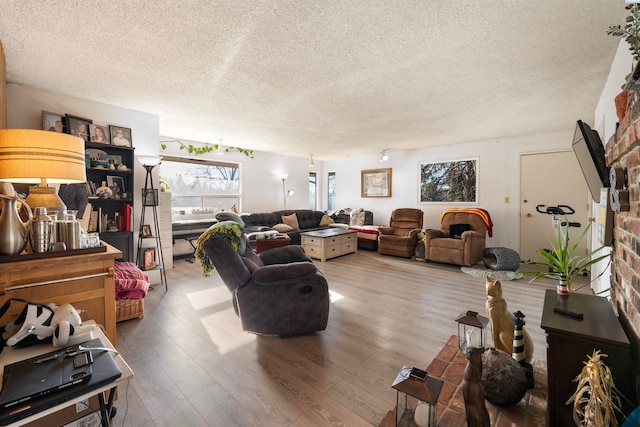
[[460, 265, 524, 281]]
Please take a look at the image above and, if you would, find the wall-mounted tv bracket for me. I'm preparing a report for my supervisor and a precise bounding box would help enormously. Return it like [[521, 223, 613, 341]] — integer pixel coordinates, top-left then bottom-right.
[[609, 167, 630, 213]]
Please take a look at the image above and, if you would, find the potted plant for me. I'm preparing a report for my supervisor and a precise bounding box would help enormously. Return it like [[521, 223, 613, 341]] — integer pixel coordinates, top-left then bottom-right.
[[524, 218, 610, 294]]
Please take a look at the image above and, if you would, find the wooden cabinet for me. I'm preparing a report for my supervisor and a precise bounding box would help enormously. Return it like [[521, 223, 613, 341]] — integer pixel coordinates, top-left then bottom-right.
[[0, 244, 121, 347], [301, 229, 356, 261], [541, 290, 633, 426], [85, 142, 134, 261]]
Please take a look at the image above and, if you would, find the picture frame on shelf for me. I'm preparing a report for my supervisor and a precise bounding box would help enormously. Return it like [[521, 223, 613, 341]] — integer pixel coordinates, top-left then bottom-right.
[[106, 176, 125, 200], [109, 125, 132, 147], [142, 188, 158, 206], [142, 224, 152, 237], [65, 114, 93, 142], [42, 111, 65, 133], [418, 158, 477, 203], [361, 168, 392, 198], [89, 124, 110, 144], [143, 247, 156, 270]]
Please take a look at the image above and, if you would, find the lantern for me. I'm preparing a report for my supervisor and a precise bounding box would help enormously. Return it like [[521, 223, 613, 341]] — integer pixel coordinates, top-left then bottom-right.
[[391, 366, 443, 426], [455, 310, 489, 350]]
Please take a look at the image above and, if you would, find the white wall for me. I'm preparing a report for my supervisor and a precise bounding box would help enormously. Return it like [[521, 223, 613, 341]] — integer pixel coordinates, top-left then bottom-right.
[[322, 131, 573, 250]]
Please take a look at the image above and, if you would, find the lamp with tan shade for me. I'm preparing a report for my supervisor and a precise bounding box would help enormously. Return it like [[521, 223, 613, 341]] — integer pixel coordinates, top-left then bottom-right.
[[0, 129, 87, 212]]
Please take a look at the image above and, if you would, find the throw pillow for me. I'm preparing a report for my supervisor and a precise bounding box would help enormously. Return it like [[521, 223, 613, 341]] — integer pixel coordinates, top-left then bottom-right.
[[272, 223, 294, 233], [449, 223, 471, 239], [319, 214, 335, 226], [281, 213, 300, 230], [350, 212, 366, 226]]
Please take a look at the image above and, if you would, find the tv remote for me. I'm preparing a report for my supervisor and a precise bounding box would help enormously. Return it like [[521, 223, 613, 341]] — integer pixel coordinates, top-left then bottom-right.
[[553, 306, 584, 319]]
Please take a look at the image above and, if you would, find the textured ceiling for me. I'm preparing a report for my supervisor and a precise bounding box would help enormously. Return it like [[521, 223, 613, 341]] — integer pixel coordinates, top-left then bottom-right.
[[0, 1, 628, 159]]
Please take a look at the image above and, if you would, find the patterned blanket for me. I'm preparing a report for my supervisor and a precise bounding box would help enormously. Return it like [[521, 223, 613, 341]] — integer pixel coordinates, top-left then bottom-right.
[[195, 221, 245, 277]]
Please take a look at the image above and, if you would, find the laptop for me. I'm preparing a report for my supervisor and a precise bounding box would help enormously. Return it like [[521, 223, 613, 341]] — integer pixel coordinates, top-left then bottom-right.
[[0, 337, 122, 425]]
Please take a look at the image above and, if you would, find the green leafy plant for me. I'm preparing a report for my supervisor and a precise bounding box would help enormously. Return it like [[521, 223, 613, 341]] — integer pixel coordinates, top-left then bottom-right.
[[607, 4, 640, 62], [524, 218, 610, 292], [160, 139, 254, 158], [567, 350, 622, 427]]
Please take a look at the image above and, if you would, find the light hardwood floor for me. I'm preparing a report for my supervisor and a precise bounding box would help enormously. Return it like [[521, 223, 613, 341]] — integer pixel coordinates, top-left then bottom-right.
[[112, 249, 568, 427]]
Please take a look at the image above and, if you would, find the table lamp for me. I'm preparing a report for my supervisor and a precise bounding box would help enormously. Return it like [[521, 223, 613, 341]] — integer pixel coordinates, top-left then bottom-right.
[[0, 129, 86, 212]]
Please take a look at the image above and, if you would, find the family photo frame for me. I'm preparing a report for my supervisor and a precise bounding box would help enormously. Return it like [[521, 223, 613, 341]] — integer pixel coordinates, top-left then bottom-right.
[[361, 168, 392, 198], [109, 125, 132, 147], [42, 111, 65, 133], [65, 114, 92, 142], [418, 158, 478, 203]]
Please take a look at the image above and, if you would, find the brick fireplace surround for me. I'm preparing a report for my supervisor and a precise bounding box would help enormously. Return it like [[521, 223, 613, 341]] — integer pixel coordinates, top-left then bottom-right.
[[608, 88, 640, 400]]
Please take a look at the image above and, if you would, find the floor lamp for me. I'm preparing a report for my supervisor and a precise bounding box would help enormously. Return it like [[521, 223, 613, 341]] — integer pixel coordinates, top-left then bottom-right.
[[137, 156, 167, 291], [281, 175, 295, 210]]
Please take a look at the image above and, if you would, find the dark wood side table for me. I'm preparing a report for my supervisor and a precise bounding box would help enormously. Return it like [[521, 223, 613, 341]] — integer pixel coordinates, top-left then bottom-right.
[[255, 235, 291, 253], [541, 289, 633, 427]]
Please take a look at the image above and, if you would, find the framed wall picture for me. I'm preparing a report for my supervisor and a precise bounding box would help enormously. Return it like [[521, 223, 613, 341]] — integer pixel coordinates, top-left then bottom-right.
[[65, 114, 92, 142], [418, 158, 477, 203], [42, 111, 64, 133], [109, 125, 132, 147], [142, 224, 152, 237], [361, 168, 392, 198], [89, 124, 110, 144], [143, 247, 156, 270], [106, 176, 125, 199], [142, 188, 158, 206]]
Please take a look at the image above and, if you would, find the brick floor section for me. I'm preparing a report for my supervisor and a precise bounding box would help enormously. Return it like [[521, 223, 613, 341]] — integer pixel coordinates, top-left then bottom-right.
[[379, 336, 548, 426], [428, 335, 547, 427]]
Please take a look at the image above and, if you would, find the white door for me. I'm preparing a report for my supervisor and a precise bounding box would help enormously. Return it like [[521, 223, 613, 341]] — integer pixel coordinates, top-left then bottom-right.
[[520, 151, 590, 262]]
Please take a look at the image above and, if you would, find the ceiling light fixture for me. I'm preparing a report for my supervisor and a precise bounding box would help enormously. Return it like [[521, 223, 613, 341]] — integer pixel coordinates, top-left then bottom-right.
[[379, 150, 389, 162], [309, 155, 315, 167]]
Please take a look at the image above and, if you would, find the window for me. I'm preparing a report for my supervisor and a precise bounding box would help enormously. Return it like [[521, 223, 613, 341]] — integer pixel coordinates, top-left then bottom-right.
[[328, 172, 336, 211], [160, 156, 241, 214], [309, 172, 317, 210]]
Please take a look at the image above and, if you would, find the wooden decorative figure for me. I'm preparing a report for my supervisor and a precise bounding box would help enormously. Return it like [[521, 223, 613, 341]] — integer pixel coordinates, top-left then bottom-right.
[[462, 346, 491, 427], [485, 277, 533, 363]]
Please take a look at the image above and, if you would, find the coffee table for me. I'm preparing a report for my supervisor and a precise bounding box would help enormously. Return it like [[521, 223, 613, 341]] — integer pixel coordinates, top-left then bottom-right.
[[301, 228, 357, 261]]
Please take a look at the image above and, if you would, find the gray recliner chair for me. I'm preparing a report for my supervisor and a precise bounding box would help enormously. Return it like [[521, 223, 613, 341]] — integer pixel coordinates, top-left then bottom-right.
[[197, 221, 330, 336]]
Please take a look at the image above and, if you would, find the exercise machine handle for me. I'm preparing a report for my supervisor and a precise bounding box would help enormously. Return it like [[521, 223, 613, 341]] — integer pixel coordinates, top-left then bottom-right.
[[535, 204, 575, 215]]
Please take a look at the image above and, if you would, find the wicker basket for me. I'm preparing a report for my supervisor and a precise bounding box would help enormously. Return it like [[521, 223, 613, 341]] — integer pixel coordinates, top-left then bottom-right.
[[116, 299, 144, 323]]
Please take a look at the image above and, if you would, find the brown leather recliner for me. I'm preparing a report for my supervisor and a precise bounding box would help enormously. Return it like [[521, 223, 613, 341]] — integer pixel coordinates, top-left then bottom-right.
[[378, 208, 424, 258], [424, 211, 487, 266]]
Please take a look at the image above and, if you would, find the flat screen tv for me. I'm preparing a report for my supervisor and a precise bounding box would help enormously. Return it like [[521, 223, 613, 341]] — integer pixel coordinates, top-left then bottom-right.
[[572, 120, 610, 201]]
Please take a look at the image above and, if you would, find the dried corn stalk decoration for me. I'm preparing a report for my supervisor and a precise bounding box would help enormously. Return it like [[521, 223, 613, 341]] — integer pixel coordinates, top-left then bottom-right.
[[566, 350, 622, 427]]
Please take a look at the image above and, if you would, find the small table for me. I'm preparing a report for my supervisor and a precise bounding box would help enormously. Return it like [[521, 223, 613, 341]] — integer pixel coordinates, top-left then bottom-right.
[[255, 235, 291, 253], [0, 321, 133, 427], [301, 228, 357, 261], [541, 290, 632, 426]]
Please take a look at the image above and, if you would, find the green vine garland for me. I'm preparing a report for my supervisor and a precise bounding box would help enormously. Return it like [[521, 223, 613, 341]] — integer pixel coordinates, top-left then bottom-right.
[[160, 139, 254, 158]]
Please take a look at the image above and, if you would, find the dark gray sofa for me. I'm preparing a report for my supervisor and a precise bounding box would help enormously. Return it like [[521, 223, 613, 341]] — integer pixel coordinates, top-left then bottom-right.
[[242, 210, 327, 245], [241, 209, 374, 245]]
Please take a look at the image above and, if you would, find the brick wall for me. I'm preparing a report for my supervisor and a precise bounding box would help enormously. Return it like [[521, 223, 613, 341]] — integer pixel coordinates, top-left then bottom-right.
[[607, 92, 640, 400]]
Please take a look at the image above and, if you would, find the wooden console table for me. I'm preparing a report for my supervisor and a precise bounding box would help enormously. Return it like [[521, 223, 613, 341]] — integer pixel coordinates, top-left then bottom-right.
[[541, 289, 633, 427], [0, 244, 121, 346]]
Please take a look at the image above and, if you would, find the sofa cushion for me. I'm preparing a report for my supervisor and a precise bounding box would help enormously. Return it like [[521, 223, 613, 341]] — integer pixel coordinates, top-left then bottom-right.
[[273, 223, 294, 233], [350, 212, 366, 226], [281, 213, 300, 230], [319, 214, 334, 226]]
